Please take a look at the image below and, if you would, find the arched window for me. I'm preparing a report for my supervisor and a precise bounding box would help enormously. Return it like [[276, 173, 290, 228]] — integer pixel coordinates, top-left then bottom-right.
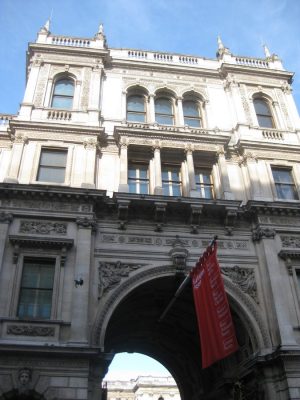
[[127, 95, 146, 122], [155, 97, 174, 125], [183, 100, 202, 127], [253, 98, 274, 128], [51, 78, 74, 110]]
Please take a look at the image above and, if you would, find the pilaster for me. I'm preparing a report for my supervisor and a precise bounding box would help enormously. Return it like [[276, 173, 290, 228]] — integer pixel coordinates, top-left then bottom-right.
[[153, 144, 163, 195], [4, 134, 28, 183], [118, 140, 129, 192]]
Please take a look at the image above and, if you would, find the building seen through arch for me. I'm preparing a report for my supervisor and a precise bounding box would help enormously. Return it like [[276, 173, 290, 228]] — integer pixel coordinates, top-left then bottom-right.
[[0, 21, 300, 400]]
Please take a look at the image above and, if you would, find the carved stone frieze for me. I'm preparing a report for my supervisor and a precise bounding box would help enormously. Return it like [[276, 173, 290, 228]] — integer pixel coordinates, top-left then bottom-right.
[[98, 261, 146, 298], [280, 235, 300, 248], [2, 199, 82, 212], [7, 325, 55, 336], [222, 266, 257, 302], [20, 221, 67, 235], [83, 137, 98, 149], [97, 234, 249, 251], [252, 226, 275, 242]]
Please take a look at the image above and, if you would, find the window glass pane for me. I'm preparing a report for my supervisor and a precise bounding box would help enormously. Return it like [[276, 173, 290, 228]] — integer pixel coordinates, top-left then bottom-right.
[[140, 182, 149, 194], [128, 168, 137, 178], [257, 115, 273, 128], [40, 150, 67, 167], [272, 169, 293, 184], [54, 80, 74, 96], [156, 115, 174, 125], [155, 98, 172, 115], [127, 96, 144, 112], [254, 99, 271, 116], [127, 112, 145, 122], [38, 167, 65, 183], [18, 259, 55, 319], [172, 184, 181, 196], [183, 101, 199, 117], [129, 182, 137, 193], [51, 96, 73, 110], [184, 117, 201, 127]]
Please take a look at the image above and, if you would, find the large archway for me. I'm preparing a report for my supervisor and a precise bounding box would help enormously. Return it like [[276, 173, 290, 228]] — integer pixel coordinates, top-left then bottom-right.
[[95, 268, 270, 400]]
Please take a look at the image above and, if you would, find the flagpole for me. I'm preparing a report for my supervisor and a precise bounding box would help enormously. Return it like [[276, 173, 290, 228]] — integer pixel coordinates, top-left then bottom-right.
[[158, 235, 218, 323]]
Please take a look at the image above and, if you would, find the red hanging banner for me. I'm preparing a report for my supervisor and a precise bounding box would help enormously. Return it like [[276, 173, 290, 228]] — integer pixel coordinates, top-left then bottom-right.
[[190, 242, 239, 369]]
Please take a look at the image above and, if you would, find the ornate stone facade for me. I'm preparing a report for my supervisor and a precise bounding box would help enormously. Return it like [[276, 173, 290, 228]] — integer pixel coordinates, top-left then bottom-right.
[[0, 21, 300, 400]]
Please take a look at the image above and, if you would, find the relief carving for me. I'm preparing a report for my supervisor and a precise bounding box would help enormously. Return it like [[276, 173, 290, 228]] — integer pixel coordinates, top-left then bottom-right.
[[34, 64, 50, 107], [222, 266, 257, 302], [7, 325, 55, 336], [20, 221, 67, 235], [281, 235, 300, 248], [98, 261, 145, 298]]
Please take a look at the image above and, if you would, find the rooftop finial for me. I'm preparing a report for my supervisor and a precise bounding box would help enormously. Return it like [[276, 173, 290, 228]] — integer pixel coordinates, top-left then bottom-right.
[[217, 35, 224, 50], [44, 18, 50, 32], [263, 44, 271, 58], [98, 23, 104, 35]]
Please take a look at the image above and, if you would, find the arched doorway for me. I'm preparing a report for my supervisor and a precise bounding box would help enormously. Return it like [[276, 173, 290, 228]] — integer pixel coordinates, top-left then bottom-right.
[[95, 269, 269, 400]]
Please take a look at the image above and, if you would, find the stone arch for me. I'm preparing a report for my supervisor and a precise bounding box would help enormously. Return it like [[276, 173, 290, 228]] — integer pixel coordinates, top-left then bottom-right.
[[181, 88, 207, 102], [92, 265, 270, 351], [124, 83, 149, 96]]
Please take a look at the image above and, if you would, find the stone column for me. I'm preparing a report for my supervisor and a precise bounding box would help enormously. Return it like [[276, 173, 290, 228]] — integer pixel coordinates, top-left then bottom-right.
[[88, 65, 102, 124], [82, 138, 97, 188], [0, 213, 13, 276], [74, 80, 82, 109], [253, 228, 298, 346], [70, 217, 95, 344], [4, 134, 28, 183], [217, 149, 235, 200], [118, 141, 129, 192], [185, 148, 198, 197], [148, 94, 155, 124], [244, 153, 262, 200], [121, 90, 127, 122], [176, 97, 184, 126], [44, 77, 53, 108], [153, 145, 163, 195], [272, 100, 285, 130], [22, 59, 41, 104]]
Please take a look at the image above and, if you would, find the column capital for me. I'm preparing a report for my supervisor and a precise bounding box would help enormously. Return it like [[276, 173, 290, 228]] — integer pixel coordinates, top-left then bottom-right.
[[0, 212, 13, 224], [76, 217, 97, 231], [252, 226, 276, 242], [185, 144, 194, 154], [83, 137, 98, 149]]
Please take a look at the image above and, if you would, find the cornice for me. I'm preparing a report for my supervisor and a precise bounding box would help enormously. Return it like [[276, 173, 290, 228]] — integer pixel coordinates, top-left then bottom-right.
[[244, 200, 300, 216], [9, 119, 106, 138], [9, 235, 74, 249], [0, 182, 107, 203], [236, 139, 300, 159], [220, 63, 293, 82], [28, 42, 109, 60], [114, 125, 231, 147]]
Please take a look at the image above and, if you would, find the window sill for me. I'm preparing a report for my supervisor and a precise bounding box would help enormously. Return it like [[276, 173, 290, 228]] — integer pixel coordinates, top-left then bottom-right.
[[0, 317, 70, 325]]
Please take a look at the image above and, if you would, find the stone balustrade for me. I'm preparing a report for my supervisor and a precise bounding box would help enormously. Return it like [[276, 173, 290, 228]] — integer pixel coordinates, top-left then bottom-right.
[[235, 57, 269, 68], [0, 114, 14, 125], [47, 109, 72, 121], [262, 129, 284, 140], [51, 36, 91, 48]]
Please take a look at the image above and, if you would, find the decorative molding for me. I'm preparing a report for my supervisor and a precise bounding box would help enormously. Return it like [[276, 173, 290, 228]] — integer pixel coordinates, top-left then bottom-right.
[[83, 137, 98, 149], [280, 235, 300, 248], [0, 212, 13, 224], [19, 221, 67, 235], [252, 226, 275, 242], [169, 236, 189, 273], [278, 249, 300, 275], [7, 325, 55, 336], [76, 217, 97, 231], [222, 266, 257, 302], [98, 261, 146, 298]]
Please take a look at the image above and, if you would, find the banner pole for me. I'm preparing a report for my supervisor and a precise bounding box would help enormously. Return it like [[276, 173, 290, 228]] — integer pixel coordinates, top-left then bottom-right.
[[158, 235, 218, 323]]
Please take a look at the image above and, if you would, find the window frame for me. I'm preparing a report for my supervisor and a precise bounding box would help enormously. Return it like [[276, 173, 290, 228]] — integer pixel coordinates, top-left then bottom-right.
[[12, 254, 61, 321], [128, 163, 150, 194], [270, 166, 299, 201], [126, 94, 147, 123], [253, 97, 275, 129], [182, 99, 202, 127], [194, 168, 214, 199], [162, 165, 182, 196], [155, 96, 175, 126], [35, 147, 69, 185], [51, 77, 75, 110]]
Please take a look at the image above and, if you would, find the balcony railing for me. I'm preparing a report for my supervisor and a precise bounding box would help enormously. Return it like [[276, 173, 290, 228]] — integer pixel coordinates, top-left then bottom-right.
[[262, 129, 284, 140], [47, 110, 72, 121], [0, 114, 14, 125], [51, 36, 91, 48], [235, 57, 269, 68]]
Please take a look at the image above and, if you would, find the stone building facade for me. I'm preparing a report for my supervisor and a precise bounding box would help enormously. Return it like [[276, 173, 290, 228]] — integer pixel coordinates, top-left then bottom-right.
[[104, 376, 180, 400], [0, 21, 300, 400]]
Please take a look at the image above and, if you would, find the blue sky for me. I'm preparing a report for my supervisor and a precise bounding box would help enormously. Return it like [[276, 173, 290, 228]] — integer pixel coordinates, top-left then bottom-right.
[[0, 0, 300, 115], [104, 353, 170, 380]]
